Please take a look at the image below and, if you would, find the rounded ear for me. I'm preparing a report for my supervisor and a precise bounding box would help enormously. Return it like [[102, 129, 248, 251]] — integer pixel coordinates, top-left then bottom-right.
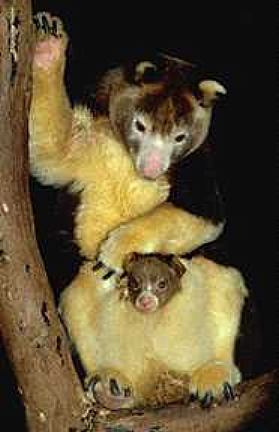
[[198, 80, 227, 107], [134, 61, 158, 84], [123, 252, 140, 271], [168, 256, 186, 278]]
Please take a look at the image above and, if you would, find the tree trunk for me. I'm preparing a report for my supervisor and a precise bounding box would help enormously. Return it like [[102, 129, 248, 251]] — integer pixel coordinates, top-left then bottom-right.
[[0, 1, 89, 430]]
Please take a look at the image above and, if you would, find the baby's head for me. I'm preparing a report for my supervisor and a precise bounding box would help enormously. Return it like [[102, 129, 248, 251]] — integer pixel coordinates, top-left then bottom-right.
[[122, 253, 186, 313]]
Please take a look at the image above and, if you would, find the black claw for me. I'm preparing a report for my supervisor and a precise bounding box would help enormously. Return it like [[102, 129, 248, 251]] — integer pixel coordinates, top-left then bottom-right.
[[51, 19, 58, 36], [124, 387, 132, 398], [41, 14, 50, 33], [201, 391, 214, 408], [103, 270, 116, 280], [92, 261, 104, 272], [110, 378, 121, 396], [33, 16, 40, 30], [223, 382, 235, 401], [189, 392, 197, 403], [86, 374, 100, 391]]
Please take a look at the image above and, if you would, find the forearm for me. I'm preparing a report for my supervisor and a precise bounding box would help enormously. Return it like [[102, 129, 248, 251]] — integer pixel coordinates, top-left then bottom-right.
[[142, 203, 224, 255], [29, 74, 73, 163], [29, 17, 76, 185], [98, 203, 224, 272]]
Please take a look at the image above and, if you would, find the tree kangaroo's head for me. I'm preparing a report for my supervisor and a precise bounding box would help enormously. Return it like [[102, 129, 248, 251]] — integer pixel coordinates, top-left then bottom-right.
[[96, 55, 226, 179]]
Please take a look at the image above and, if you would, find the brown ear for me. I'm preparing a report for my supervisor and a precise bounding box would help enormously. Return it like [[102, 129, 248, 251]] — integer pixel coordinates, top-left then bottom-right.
[[95, 67, 126, 113], [198, 80, 227, 107], [168, 256, 186, 278], [123, 252, 140, 271], [134, 61, 157, 84]]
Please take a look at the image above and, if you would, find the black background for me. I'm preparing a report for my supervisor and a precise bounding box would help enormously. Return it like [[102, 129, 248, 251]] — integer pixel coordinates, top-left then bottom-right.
[[1, 1, 276, 430]]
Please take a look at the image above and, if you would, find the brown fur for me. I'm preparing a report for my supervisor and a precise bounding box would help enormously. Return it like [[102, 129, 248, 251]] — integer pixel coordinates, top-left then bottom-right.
[[119, 253, 185, 312]]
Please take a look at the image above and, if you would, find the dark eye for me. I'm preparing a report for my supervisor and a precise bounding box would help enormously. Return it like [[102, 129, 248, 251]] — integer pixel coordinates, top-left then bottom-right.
[[157, 280, 167, 291], [175, 133, 186, 143], [135, 119, 146, 133], [128, 276, 140, 291]]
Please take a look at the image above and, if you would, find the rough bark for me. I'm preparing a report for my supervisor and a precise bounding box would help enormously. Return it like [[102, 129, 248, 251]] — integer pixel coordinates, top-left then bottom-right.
[[94, 369, 279, 431], [0, 1, 89, 430]]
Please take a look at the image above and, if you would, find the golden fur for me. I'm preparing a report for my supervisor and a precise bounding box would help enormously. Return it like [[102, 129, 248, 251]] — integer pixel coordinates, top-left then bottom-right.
[[30, 13, 247, 408], [29, 14, 223, 269], [60, 256, 247, 407]]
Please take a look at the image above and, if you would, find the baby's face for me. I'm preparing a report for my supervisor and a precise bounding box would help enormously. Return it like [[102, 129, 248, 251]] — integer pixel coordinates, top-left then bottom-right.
[[125, 256, 183, 313]]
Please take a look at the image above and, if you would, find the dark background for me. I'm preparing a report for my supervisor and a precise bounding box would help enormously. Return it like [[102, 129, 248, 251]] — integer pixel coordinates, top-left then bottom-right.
[[1, 1, 276, 430]]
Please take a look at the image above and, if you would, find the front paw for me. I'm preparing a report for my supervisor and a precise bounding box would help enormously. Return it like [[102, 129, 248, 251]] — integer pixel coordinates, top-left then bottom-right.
[[189, 361, 241, 407], [94, 225, 145, 277], [33, 12, 67, 70]]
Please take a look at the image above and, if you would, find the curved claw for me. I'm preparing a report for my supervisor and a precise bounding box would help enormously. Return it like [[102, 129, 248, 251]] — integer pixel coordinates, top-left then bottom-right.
[[92, 261, 104, 272], [200, 391, 214, 409], [110, 378, 121, 396], [102, 269, 116, 280], [50, 19, 58, 36], [91, 260, 116, 280], [85, 374, 101, 402], [87, 374, 134, 410], [33, 16, 40, 30], [41, 14, 50, 33], [124, 387, 132, 398], [33, 12, 63, 39], [223, 382, 235, 401], [188, 392, 198, 403]]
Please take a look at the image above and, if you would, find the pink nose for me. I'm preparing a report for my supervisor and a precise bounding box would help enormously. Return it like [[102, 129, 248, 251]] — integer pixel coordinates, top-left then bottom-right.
[[136, 294, 157, 312], [139, 296, 153, 308], [142, 151, 163, 178]]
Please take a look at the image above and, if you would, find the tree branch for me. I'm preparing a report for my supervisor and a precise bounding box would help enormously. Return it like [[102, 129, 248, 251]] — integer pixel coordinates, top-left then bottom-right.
[[94, 370, 279, 431], [0, 2, 89, 430]]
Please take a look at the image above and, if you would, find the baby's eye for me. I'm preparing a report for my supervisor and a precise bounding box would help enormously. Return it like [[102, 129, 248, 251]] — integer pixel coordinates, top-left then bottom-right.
[[157, 280, 167, 291], [128, 276, 140, 291], [174, 131, 190, 143], [135, 119, 146, 133], [175, 133, 186, 143]]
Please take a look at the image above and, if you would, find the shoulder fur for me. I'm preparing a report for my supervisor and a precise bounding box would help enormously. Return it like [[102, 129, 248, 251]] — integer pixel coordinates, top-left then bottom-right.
[[72, 105, 93, 143]]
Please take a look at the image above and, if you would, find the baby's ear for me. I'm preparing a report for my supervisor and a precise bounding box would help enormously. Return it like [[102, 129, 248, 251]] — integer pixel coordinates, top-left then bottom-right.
[[123, 252, 141, 271], [198, 80, 227, 107], [168, 256, 186, 278]]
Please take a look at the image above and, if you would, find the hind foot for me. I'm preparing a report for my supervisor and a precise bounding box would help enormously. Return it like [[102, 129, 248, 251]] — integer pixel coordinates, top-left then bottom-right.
[[189, 360, 241, 407], [86, 371, 135, 411]]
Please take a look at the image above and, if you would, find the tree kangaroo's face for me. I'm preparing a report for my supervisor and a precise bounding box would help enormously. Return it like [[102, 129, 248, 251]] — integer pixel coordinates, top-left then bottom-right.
[[123, 253, 186, 313], [126, 90, 210, 179], [111, 80, 225, 180]]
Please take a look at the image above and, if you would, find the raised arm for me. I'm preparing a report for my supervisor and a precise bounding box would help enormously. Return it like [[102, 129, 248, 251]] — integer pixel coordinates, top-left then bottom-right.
[[29, 13, 82, 186]]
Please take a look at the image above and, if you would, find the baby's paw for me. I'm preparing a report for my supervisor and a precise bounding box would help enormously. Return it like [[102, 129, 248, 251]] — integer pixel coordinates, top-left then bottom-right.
[[33, 12, 67, 70], [86, 371, 135, 411], [189, 361, 241, 407]]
